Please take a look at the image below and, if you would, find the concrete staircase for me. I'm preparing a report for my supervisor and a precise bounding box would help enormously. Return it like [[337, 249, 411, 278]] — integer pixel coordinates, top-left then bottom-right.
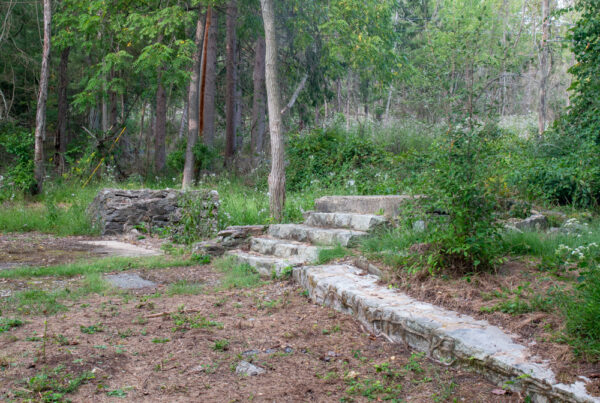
[[226, 197, 394, 277], [226, 196, 597, 402]]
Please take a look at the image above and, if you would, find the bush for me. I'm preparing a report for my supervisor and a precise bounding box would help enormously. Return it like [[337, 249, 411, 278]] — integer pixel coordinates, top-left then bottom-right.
[[286, 126, 404, 194], [413, 123, 504, 272], [167, 139, 218, 174], [0, 123, 35, 196]]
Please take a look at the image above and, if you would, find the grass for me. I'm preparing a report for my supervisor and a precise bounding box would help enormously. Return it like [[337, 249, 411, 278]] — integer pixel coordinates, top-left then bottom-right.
[[166, 280, 203, 296], [1, 273, 112, 315], [0, 256, 195, 279], [213, 256, 263, 289], [317, 244, 352, 265]]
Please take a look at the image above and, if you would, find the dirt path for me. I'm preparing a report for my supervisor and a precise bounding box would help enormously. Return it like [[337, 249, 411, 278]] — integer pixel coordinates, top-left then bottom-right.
[[0, 264, 516, 402]]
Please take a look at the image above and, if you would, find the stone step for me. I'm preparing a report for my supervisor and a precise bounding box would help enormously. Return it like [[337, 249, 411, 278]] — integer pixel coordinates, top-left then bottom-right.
[[225, 250, 305, 278], [250, 237, 320, 263], [268, 224, 367, 247], [303, 211, 387, 232], [293, 264, 597, 403], [314, 195, 417, 217]]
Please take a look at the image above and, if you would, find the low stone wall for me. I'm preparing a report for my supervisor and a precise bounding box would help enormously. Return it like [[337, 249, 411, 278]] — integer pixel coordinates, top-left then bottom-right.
[[88, 189, 219, 238]]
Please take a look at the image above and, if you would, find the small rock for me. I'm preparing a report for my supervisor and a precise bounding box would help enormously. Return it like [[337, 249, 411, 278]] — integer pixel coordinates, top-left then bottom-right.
[[327, 351, 337, 357], [344, 370, 359, 380], [264, 348, 278, 354], [235, 361, 265, 376], [412, 220, 426, 232], [242, 349, 261, 357], [190, 365, 205, 373], [283, 347, 293, 354], [513, 214, 548, 231], [104, 273, 156, 289]]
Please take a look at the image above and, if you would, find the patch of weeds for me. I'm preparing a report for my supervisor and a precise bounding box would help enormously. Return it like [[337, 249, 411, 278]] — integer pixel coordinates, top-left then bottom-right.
[[132, 315, 148, 325], [322, 324, 341, 335], [118, 328, 134, 338], [212, 339, 230, 351], [0, 317, 23, 333], [344, 377, 403, 401], [214, 257, 263, 289], [318, 244, 352, 265], [191, 253, 211, 264], [5, 289, 67, 315], [166, 280, 203, 296], [13, 365, 94, 402], [214, 297, 228, 307], [560, 266, 600, 361], [152, 337, 170, 344], [80, 323, 104, 334], [405, 352, 425, 373], [257, 298, 282, 311], [480, 283, 555, 315], [272, 265, 294, 280], [107, 388, 128, 397], [170, 312, 223, 332], [53, 334, 71, 346]]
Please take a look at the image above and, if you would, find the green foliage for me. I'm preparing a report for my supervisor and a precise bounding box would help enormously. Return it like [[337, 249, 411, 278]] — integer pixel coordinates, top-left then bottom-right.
[[317, 245, 352, 265], [14, 366, 94, 403], [561, 266, 600, 361], [0, 123, 35, 194], [167, 140, 218, 173], [415, 124, 504, 272], [171, 191, 218, 244], [286, 126, 403, 194], [170, 312, 223, 332], [80, 323, 104, 334], [213, 257, 263, 290], [0, 317, 23, 333], [166, 280, 203, 296]]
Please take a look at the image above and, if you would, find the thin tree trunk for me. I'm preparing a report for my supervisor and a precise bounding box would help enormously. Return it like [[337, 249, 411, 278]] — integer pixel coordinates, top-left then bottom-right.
[[203, 10, 218, 147], [538, 0, 550, 136], [224, 0, 237, 166], [33, 0, 51, 194], [261, 0, 285, 221], [138, 102, 146, 165], [55, 46, 70, 174], [234, 38, 243, 152], [182, 9, 206, 188], [251, 36, 266, 159], [154, 74, 167, 172]]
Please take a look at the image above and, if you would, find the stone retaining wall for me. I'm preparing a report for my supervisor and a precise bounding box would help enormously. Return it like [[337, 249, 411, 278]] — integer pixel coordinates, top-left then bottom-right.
[[88, 188, 219, 239]]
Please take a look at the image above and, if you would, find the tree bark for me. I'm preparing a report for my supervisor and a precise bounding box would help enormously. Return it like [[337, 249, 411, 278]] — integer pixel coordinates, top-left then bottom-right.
[[234, 36, 243, 152], [154, 73, 167, 172], [203, 10, 218, 147], [251, 36, 266, 158], [182, 10, 206, 188], [224, 0, 237, 166], [537, 0, 550, 136], [33, 0, 51, 194], [55, 46, 70, 174], [261, 0, 285, 221]]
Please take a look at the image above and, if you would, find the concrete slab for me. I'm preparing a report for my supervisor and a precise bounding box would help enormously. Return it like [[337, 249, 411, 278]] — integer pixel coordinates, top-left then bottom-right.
[[314, 195, 417, 217], [80, 240, 162, 258], [293, 264, 599, 403], [105, 273, 157, 289]]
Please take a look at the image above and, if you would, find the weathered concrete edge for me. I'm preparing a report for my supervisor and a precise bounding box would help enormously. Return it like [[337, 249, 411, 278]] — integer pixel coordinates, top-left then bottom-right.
[[292, 264, 598, 403]]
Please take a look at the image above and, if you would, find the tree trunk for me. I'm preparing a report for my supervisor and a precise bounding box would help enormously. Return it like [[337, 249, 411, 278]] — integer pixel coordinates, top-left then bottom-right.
[[250, 36, 266, 158], [178, 99, 188, 140], [154, 74, 167, 173], [33, 0, 51, 194], [224, 0, 237, 166], [203, 10, 218, 147], [261, 0, 285, 221], [182, 10, 206, 188], [55, 46, 70, 174], [537, 0, 550, 136], [234, 38, 243, 152]]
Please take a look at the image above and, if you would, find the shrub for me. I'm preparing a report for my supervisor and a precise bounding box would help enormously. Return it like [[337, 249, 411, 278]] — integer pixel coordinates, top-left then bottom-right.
[[0, 123, 35, 195], [414, 123, 504, 272], [286, 126, 404, 194], [167, 139, 218, 174]]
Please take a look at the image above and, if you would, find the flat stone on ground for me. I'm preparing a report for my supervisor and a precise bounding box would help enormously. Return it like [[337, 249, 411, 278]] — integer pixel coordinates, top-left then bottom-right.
[[314, 195, 417, 217], [235, 361, 265, 376], [80, 240, 162, 258], [104, 273, 157, 289]]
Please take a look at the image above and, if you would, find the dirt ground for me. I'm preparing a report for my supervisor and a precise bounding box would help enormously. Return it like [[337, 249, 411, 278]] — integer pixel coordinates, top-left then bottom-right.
[[365, 256, 600, 392], [0, 261, 521, 402], [0, 232, 164, 270]]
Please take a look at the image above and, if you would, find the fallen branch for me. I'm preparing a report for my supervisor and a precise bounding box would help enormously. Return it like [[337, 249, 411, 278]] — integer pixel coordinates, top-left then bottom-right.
[[146, 309, 201, 319], [280, 73, 308, 116]]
